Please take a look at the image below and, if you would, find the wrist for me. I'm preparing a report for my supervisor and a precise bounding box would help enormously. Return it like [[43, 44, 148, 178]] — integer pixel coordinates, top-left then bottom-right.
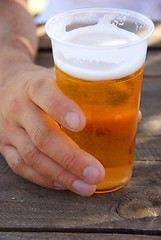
[[0, 48, 34, 86]]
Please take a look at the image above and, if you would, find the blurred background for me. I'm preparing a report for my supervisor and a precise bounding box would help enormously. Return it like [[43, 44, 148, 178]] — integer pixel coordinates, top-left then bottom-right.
[[28, 0, 161, 24]]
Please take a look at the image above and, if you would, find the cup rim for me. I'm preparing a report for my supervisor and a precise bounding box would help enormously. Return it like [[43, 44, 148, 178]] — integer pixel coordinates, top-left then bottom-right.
[[45, 7, 155, 50]]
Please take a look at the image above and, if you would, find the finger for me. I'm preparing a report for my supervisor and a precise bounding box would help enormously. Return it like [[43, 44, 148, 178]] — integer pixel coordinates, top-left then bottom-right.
[[1, 145, 55, 189], [138, 110, 142, 122], [9, 127, 97, 196], [28, 73, 86, 132], [21, 106, 105, 186]]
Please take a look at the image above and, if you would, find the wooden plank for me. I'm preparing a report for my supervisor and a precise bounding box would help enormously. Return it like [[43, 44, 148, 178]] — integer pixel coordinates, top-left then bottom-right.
[[144, 50, 161, 77], [148, 22, 161, 49], [0, 156, 160, 232], [137, 75, 161, 136], [36, 51, 53, 68], [0, 232, 161, 240], [37, 25, 51, 50], [135, 136, 161, 161]]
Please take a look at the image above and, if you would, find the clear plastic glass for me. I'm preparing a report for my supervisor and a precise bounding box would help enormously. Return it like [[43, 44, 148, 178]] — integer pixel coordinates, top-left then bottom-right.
[[46, 8, 154, 193]]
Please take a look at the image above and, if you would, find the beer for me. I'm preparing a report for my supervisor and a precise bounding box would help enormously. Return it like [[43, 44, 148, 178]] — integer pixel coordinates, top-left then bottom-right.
[[46, 8, 154, 192], [54, 22, 145, 192], [56, 64, 143, 192]]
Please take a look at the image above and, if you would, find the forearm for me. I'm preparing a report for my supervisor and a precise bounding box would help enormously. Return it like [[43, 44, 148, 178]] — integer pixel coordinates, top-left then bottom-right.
[[0, 0, 38, 76]]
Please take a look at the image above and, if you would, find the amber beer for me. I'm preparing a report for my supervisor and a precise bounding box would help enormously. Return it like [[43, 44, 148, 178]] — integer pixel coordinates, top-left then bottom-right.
[[56, 64, 144, 192], [46, 8, 154, 192]]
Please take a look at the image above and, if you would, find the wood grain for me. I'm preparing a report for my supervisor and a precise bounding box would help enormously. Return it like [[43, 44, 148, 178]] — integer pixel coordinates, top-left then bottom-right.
[[0, 21, 160, 239], [36, 51, 53, 68], [0, 233, 161, 240], [0, 155, 160, 232], [148, 22, 161, 49], [144, 50, 161, 77], [137, 74, 161, 136], [135, 136, 161, 161]]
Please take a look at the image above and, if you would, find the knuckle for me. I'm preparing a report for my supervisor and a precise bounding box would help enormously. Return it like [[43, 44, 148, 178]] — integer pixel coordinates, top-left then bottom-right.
[[23, 145, 39, 166], [9, 97, 21, 114], [0, 133, 6, 147], [34, 174, 46, 186], [29, 79, 45, 97], [55, 168, 67, 185], [33, 127, 49, 149], [47, 83, 68, 117], [62, 150, 80, 171], [10, 158, 22, 175], [47, 98, 62, 117]]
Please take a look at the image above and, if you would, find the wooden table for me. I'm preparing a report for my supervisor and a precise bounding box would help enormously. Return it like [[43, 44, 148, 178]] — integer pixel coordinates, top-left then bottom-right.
[[0, 23, 161, 240]]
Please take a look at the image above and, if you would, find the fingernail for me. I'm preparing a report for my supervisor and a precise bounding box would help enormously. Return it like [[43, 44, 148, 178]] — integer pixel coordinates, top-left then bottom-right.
[[72, 179, 93, 195], [54, 181, 65, 190], [65, 112, 80, 130], [83, 166, 100, 184]]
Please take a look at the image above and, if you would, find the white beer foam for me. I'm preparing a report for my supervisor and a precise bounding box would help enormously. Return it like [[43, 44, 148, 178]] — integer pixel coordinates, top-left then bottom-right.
[[53, 24, 147, 80]]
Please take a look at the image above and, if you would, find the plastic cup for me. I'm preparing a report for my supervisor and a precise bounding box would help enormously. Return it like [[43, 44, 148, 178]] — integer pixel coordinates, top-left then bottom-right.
[[46, 8, 154, 193]]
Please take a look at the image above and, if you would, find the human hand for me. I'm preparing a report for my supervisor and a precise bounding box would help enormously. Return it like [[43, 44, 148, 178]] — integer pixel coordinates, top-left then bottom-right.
[[0, 62, 105, 196]]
